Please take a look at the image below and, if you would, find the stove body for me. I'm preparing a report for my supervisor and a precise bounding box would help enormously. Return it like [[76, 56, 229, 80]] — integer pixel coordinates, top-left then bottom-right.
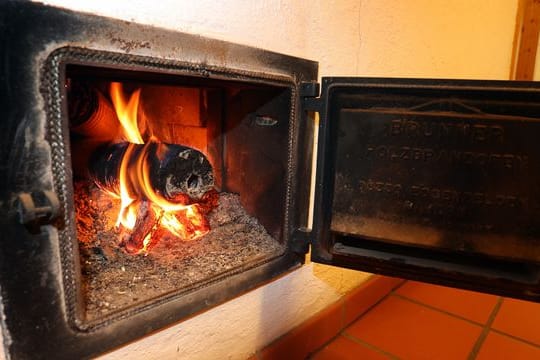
[[5, 3, 540, 360], [0, 2, 316, 359]]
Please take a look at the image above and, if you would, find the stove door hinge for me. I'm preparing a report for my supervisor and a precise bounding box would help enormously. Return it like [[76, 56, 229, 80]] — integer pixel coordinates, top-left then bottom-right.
[[15, 190, 60, 227], [300, 81, 321, 112], [292, 227, 312, 255]]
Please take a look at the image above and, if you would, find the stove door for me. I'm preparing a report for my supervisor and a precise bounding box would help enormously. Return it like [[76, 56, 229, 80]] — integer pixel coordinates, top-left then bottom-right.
[[309, 77, 540, 301]]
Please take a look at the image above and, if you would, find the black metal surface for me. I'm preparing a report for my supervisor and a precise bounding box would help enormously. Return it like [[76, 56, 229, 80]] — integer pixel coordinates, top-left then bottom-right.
[[0, 1, 317, 359], [222, 86, 294, 241], [15, 191, 60, 227], [310, 77, 540, 301]]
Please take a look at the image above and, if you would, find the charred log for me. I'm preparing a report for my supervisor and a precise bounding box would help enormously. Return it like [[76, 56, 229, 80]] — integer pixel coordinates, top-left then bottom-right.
[[90, 142, 214, 201], [122, 200, 152, 253], [121, 201, 161, 254]]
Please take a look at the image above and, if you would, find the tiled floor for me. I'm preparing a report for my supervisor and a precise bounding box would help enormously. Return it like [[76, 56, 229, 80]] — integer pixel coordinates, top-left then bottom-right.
[[311, 281, 540, 360]]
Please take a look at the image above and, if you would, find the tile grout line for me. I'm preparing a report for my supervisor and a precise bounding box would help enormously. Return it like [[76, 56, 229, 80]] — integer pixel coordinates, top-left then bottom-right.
[[328, 280, 407, 360], [341, 279, 406, 327], [308, 278, 405, 359], [392, 293, 486, 327], [260, 294, 347, 360], [306, 298, 357, 360], [490, 328, 540, 350], [336, 278, 406, 331], [321, 280, 407, 360], [311, 281, 540, 360], [342, 332, 401, 360], [467, 297, 504, 360], [392, 279, 408, 292]]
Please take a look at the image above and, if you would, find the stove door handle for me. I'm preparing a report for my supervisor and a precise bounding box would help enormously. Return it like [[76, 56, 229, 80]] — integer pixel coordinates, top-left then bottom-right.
[[15, 190, 60, 226]]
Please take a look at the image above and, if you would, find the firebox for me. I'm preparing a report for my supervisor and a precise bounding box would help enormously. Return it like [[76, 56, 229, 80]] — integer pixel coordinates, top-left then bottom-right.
[[68, 66, 295, 322], [3, 2, 540, 359]]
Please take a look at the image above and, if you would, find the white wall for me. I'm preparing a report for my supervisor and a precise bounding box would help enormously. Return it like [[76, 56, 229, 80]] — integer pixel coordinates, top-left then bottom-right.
[[0, 1, 519, 359], [36, 0, 517, 80], [356, 0, 517, 79]]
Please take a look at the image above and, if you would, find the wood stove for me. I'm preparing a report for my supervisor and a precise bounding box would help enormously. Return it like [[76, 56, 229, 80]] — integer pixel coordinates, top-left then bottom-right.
[[3, 2, 540, 359], [0, 3, 315, 358]]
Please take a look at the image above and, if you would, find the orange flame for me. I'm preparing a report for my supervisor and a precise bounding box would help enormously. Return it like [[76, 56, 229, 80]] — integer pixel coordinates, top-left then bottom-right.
[[109, 83, 211, 254], [110, 82, 144, 144]]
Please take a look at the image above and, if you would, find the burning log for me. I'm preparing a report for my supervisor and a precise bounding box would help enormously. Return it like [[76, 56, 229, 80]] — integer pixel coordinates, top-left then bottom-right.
[[90, 142, 214, 201], [79, 82, 219, 255], [121, 201, 165, 254], [120, 195, 216, 254]]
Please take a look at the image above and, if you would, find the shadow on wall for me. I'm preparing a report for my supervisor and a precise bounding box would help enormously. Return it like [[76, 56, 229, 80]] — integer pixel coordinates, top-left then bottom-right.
[[256, 263, 370, 351]]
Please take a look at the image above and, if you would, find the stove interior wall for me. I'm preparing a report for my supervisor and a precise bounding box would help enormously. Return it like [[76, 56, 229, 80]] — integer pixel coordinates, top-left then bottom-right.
[[223, 87, 291, 241]]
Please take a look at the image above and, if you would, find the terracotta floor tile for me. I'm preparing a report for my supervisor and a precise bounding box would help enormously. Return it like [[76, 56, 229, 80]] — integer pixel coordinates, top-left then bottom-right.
[[492, 298, 540, 345], [346, 296, 482, 360], [476, 332, 540, 360], [260, 301, 343, 360], [343, 276, 404, 326], [395, 281, 498, 324], [312, 335, 391, 360]]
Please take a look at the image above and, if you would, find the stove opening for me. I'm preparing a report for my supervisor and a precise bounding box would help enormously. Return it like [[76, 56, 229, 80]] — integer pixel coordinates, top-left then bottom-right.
[[66, 65, 291, 322]]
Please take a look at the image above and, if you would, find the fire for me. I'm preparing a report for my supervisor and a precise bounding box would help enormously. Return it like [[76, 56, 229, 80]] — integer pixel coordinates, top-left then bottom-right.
[[107, 82, 213, 255], [110, 82, 144, 144]]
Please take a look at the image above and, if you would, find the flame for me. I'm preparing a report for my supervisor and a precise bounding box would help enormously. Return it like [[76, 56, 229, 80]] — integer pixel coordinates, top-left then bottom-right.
[[110, 82, 144, 144], [108, 83, 212, 255], [115, 143, 137, 229]]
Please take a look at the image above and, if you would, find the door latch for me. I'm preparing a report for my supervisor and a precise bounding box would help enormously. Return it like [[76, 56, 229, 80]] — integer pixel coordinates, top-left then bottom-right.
[[15, 190, 60, 226]]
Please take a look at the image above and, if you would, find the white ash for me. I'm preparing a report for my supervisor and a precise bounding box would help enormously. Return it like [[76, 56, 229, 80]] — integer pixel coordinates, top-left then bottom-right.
[[75, 185, 284, 321]]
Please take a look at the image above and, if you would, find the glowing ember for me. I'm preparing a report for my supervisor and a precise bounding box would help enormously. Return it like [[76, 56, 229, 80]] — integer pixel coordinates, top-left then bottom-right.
[[103, 82, 215, 254]]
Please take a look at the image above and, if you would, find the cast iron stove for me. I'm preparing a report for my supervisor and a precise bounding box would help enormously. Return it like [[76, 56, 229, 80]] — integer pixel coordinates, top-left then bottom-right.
[[3, 2, 540, 359]]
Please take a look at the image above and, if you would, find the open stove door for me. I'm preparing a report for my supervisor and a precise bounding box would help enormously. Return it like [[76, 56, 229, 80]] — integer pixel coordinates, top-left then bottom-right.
[[306, 77, 540, 301]]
